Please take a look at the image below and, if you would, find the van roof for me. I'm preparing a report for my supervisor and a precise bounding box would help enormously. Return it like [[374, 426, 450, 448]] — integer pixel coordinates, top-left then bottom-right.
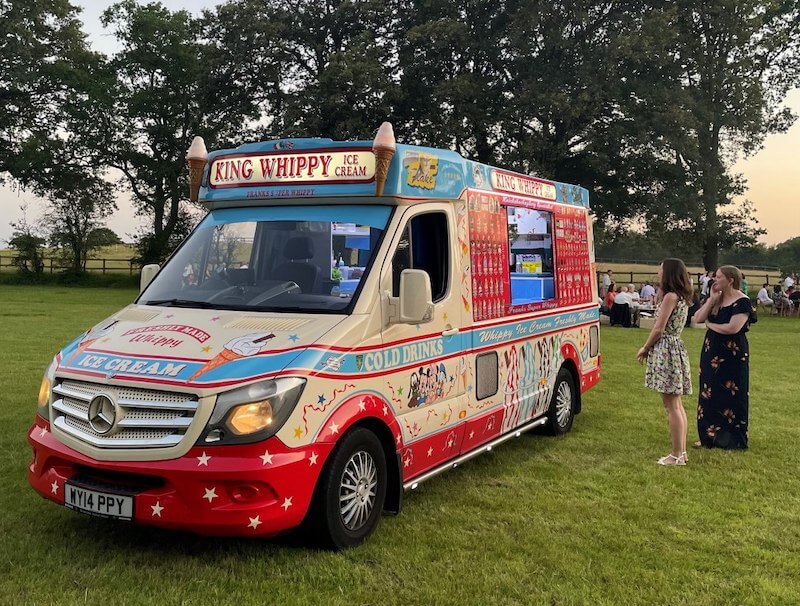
[[199, 137, 590, 210]]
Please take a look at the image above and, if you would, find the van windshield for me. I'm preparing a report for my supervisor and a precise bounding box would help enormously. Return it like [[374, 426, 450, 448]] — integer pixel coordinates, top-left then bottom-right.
[[138, 205, 393, 313]]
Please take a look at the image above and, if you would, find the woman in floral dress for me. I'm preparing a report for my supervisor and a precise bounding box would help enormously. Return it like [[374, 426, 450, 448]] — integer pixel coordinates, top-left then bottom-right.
[[691, 266, 751, 449], [637, 259, 694, 466]]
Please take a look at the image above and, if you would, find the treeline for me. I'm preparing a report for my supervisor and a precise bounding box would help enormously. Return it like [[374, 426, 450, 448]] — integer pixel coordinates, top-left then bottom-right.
[[596, 227, 800, 272], [1, 0, 799, 269]]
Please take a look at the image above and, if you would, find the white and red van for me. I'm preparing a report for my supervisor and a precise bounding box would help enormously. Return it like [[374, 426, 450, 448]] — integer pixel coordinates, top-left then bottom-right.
[[28, 124, 600, 548]]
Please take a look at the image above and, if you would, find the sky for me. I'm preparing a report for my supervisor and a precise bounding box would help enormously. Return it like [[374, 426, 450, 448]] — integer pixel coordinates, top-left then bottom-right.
[[1, 1, 798, 246]]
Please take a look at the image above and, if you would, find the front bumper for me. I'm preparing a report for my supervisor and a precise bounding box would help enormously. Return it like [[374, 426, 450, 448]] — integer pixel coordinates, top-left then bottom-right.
[[27, 421, 332, 537]]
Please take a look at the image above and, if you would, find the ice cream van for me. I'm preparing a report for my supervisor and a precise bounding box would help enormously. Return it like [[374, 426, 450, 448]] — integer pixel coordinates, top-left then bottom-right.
[[28, 123, 600, 549]]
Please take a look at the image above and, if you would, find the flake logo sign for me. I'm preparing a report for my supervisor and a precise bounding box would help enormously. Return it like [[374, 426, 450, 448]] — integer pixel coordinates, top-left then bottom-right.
[[490, 169, 556, 200], [209, 150, 376, 187], [404, 152, 438, 189]]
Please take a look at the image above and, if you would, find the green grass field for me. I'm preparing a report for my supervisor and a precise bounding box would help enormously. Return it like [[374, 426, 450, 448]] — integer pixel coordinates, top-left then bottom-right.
[[1, 286, 799, 605]]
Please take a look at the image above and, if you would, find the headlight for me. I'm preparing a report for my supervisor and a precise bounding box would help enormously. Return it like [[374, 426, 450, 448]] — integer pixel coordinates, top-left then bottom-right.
[[37, 357, 58, 420], [199, 377, 306, 445]]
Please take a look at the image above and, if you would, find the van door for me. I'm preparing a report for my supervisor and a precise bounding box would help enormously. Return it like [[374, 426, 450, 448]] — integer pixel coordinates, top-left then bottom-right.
[[379, 204, 467, 479]]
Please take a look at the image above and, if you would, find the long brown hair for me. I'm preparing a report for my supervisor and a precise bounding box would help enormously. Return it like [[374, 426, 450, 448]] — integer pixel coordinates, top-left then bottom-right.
[[659, 258, 693, 303], [711, 265, 743, 315]]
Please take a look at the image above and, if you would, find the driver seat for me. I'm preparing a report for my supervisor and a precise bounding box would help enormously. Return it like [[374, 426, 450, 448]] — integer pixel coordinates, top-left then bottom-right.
[[273, 236, 318, 293]]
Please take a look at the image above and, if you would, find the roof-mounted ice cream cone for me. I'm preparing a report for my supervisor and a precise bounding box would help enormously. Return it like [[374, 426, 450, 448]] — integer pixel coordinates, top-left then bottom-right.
[[372, 122, 396, 197], [186, 136, 208, 202]]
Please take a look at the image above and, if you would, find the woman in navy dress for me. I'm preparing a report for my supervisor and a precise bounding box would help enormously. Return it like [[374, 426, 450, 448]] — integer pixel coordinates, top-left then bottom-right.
[[692, 266, 752, 449]]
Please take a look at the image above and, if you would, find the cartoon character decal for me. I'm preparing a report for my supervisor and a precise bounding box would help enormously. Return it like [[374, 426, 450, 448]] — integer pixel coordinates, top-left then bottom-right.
[[407, 362, 452, 408]]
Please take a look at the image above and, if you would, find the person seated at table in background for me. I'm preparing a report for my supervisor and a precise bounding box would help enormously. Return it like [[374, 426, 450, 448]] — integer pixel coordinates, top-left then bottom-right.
[[771, 284, 793, 313], [603, 270, 613, 296], [627, 283, 641, 306], [605, 283, 617, 309], [614, 286, 633, 306], [788, 285, 800, 306], [756, 283, 773, 308], [783, 274, 795, 290], [640, 281, 656, 303]]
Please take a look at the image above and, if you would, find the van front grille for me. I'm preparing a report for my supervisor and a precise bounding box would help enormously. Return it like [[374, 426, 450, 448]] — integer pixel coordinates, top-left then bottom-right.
[[51, 379, 198, 449]]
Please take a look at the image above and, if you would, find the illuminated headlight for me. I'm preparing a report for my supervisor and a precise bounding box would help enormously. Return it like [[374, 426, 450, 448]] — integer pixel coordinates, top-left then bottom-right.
[[37, 357, 58, 420], [199, 378, 306, 445]]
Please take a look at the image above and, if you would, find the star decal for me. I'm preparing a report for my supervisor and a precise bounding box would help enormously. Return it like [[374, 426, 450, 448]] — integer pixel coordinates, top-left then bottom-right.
[[248, 515, 262, 529], [151, 501, 164, 517], [210, 316, 220, 322], [395, 433, 402, 445], [397, 386, 404, 395], [329, 421, 339, 435], [403, 454, 412, 468], [415, 324, 421, 331], [443, 312, 448, 321], [357, 400, 366, 412], [308, 452, 318, 466], [201, 345, 212, 353], [317, 394, 326, 404], [50, 480, 58, 494], [294, 426, 303, 439], [288, 334, 300, 343], [203, 487, 218, 503], [382, 405, 389, 416], [164, 314, 174, 319], [469, 430, 475, 439], [449, 375, 454, 383], [39, 426, 47, 438], [196, 452, 211, 466], [281, 497, 293, 511], [427, 447, 434, 457], [259, 450, 274, 465]]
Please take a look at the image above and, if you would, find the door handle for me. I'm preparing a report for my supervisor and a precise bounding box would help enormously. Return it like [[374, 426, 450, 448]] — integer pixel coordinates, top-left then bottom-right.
[[441, 327, 459, 337]]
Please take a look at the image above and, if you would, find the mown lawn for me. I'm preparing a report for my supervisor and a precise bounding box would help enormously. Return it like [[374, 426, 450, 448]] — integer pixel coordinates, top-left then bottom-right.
[[1, 285, 799, 606]]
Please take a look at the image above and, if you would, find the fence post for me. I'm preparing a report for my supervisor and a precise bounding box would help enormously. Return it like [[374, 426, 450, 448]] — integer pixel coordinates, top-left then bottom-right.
[[102, 258, 107, 275], [49, 258, 54, 273]]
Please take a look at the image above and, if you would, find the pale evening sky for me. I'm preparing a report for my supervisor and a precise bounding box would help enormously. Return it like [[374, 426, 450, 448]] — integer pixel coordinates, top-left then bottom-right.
[[0, 1, 798, 246]]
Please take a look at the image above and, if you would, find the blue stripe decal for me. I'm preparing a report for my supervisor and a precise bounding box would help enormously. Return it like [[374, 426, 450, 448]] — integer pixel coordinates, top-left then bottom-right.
[[60, 308, 599, 385]]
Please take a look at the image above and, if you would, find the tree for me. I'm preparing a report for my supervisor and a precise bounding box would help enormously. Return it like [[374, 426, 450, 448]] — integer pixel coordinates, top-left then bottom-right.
[[42, 180, 116, 273], [97, 1, 255, 264], [7, 205, 46, 273], [656, 1, 800, 269]]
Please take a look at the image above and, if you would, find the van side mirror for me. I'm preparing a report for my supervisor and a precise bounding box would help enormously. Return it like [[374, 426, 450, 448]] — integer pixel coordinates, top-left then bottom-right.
[[140, 264, 160, 293], [399, 269, 434, 324]]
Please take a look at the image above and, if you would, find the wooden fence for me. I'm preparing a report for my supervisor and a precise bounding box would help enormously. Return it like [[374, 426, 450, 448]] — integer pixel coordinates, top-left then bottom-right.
[[0, 254, 139, 275]]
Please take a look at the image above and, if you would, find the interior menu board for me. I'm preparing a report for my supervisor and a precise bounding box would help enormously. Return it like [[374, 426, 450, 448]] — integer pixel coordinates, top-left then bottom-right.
[[468, 191, 510, 321], [554, 207, 592, 305]]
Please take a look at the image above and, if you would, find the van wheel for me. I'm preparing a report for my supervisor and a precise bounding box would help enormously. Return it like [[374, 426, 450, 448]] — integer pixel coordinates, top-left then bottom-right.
[[307, 427, 387, 550], [545, 368, 576, 435]]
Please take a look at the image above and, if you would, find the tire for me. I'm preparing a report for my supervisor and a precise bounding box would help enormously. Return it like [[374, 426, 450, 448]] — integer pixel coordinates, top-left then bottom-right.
[[544, 367, 576, 435], [306, 427, 387, 550]]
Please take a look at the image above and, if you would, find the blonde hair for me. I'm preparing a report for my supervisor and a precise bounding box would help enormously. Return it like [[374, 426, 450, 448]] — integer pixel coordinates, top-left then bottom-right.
[[711, 265, 743, 315]]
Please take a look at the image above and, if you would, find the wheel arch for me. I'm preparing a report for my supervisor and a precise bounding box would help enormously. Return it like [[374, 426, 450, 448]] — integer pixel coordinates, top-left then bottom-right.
[[559, 357, 582, 415], [351, 417, 402, 514]]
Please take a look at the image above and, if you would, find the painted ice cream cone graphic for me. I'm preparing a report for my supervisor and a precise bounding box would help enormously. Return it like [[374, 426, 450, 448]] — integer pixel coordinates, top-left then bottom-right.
[[372, 122, 396, 197], [186, 136, 208, 202], [189, 332, 275, 381]]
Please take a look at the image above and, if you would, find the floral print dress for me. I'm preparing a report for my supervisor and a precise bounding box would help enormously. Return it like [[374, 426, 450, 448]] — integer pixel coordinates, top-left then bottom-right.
[[698, 297, 751, 449], [645, 298, 692, 395]]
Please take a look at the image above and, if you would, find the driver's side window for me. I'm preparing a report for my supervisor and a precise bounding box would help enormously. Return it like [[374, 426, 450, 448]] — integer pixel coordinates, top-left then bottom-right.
[[391, 212, 449, 302]]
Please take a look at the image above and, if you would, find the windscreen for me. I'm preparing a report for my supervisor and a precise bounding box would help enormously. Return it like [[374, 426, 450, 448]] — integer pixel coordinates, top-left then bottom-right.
[[138, 205, 392, 313]]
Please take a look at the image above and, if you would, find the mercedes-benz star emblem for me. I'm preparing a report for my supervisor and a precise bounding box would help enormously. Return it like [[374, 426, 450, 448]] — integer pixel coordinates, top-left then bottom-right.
[[87, 395, 117, 435]]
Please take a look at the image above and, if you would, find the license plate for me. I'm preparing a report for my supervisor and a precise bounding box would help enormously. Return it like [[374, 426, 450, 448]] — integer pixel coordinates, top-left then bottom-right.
[[65, 483, 134, 520]]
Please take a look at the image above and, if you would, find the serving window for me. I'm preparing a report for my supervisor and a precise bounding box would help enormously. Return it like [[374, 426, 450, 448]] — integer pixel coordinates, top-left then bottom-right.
[[506, 206, 556, 306]]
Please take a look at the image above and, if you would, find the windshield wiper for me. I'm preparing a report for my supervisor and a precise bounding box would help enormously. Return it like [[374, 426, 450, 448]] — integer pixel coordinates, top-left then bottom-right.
[[144, 299, 224, 309]]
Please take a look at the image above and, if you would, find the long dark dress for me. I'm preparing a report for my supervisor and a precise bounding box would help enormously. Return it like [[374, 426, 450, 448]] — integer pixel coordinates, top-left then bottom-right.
[[697, 297, 751, 449]]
